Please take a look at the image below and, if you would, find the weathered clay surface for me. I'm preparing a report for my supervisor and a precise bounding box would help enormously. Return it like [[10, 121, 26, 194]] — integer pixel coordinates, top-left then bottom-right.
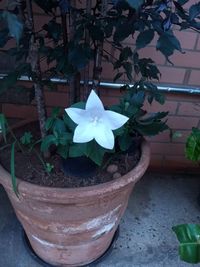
[[0, 135, 150, 266]]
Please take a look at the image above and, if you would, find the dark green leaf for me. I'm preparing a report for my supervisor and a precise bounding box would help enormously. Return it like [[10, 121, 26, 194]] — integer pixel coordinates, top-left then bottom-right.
[[113, 72, 123, 82], [41, 135, 58, 152], [33, 0, 58, 14], [185, 128, 200, 161], [43, 20, 62, 41], [118, 132, 133, 151], [114, 22, 133, 43], [189, 3, 200, 21], [20, 132, 33, 145], [172, 224, 200, 264], [156, 32, 182, 58], [119, 47, 132, 61], [136, 29, 154, 49], [85, 141, 107, 166], [53, 118, 66, 135], [0, 28, 9, 48], [0, 113, 7, 142], [10, 142, 18, 196], [126, 0, 144, 9], [136, 119, 169, 136], [57, 144, 69, 159], [69, 143, 87, 158], [45, 117, 55, 131], [2, 11, 23, 45]]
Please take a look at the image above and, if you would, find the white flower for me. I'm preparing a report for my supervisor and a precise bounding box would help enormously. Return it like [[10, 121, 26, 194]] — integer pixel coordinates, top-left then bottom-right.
[[65, 90, 129, 149]]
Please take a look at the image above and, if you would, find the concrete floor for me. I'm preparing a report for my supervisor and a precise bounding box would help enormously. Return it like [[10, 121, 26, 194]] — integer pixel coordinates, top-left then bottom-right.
[[0, 172, 200, 267]]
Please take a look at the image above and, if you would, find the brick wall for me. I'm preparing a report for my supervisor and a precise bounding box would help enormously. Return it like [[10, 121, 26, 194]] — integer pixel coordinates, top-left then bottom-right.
[[0, 1, 200, 172]]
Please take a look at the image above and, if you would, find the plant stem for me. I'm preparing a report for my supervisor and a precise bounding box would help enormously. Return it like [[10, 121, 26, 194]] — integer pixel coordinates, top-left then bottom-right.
[[26, 0, 49, 157], [68, 0, 81, 103], [92, 0, 108, 94], [83, 0, 92, 100]]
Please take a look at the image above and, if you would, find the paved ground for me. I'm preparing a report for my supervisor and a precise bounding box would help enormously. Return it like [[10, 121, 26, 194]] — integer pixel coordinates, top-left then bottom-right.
[[0, 172, 200, 267]]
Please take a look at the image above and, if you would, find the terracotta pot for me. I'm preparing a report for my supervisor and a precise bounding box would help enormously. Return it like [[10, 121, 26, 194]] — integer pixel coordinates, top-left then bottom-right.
[[0, 127, 150, 266]]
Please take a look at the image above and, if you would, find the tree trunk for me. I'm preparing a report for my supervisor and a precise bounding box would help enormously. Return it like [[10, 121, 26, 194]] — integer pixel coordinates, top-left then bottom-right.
[[26, 0, 49, 157], [92, 0, 108, 94]]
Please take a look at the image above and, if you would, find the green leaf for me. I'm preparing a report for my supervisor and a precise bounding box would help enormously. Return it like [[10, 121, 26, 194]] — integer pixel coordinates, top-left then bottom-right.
[[123, 62, 133, 81], [172, 224, 200, 264], [45, 117, 55, 131], [58, 132, 72, 145], [53, 118, 66, 135], [136, 29, 154, 49], [20, 132, 33, 145], [113, 22, 133, 43], [185, 128, 200, 161], [85, 141, 107, 166], [69, 143, 86, 158], [10, 142, 18, 197], [51, 107, 61, 118], [0, 28, 9, 48], [33, 0, 58, 14], [126, 0, 144, 9], [119, 47, 132, 61], [113, 72, 123, 82], [41, 135, 58, 152], [118, 132, 133, 151], [0, 113, 7, 143], [156, 32, 182, 58], [63, 113, 76, 131], [2, 11, 23, 45], [43, 20, 62, 41], [57, 145, 68, 159], [189, 3, 200, 21]]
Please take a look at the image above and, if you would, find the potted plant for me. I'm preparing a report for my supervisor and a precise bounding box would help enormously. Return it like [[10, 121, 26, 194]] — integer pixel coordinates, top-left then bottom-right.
[[0, 0, 198, 266]]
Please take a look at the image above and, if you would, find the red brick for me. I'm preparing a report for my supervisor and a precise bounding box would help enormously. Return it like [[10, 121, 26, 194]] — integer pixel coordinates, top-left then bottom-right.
[[98, 62, 115, 81], [34, 15, 51, 32], [166, 93, 200, 103], [2, 104, 37, 119], [158, 66, 186, 84], [184, 0, 198, 10], [101, 96, 118, 106], [188, 70, 200, 86], [44, 92, 68, 107], [164, 155, 199, 170], [178, 102, 200, 116], [2, 104, 53, 119], [171, 130, 192, 143], [149, 154, 163, 169], [147, 130, 192, 144], [150, 142, 185, 155], [167, 116, 199, 130], [138, 46, 166, 65], [170, 50, 200, 68], [174, 30, 197, 50], [146, 131, 171, 143], [145, 100, 178, 115]]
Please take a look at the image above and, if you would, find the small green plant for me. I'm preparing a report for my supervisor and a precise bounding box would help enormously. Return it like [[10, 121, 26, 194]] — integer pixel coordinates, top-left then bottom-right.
[[173, 129, 200, 263], [185, 128, 200, 162], [173, 224, 200, 264]]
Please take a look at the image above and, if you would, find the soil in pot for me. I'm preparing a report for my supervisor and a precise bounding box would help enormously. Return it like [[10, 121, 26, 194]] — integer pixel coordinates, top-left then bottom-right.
[[0, 121, 141, 188]]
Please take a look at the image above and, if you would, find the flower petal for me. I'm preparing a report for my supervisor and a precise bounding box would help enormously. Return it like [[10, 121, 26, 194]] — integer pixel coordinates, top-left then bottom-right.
[[65, 108, 86, 125], [73, 123, 94, 143], [94, 124, 114, 149], [86, 90, 104, 111], [104, 110, 129, 130]]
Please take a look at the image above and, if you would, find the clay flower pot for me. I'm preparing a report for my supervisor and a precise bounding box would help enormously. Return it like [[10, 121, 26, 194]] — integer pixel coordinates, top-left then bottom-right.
[[0, 139, 150, 267]]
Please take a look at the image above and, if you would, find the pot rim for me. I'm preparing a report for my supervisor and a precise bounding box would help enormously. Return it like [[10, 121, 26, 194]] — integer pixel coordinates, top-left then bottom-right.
[[0, 119, 150, 201]]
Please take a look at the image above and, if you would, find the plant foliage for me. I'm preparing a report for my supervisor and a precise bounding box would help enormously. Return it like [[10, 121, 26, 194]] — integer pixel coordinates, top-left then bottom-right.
[[172, 224, 200, 264]]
